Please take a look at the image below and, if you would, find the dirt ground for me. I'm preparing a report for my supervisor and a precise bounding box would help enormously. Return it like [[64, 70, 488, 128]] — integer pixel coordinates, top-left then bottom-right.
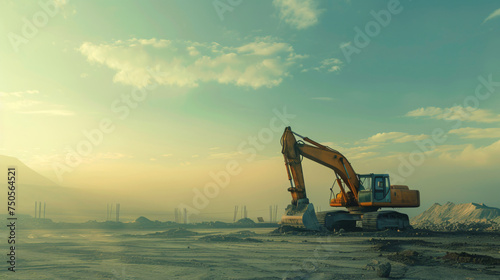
[[0, 228, 498, 279]]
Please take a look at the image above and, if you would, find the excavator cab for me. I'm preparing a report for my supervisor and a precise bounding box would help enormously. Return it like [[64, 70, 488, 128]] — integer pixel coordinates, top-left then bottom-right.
[[358, 174, 391, 203]]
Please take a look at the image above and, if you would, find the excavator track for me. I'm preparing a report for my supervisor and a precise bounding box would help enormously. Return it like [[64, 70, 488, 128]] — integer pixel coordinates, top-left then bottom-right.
[[316, 210, 359, 231], [362, 211, 410, 231]]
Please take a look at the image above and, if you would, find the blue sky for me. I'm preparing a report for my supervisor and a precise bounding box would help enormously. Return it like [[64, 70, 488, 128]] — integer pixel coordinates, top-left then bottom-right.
[[1, 0, 500, 220]]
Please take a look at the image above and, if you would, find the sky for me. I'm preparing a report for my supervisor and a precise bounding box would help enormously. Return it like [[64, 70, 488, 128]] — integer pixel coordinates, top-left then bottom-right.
[[1, 0, 500, 221]]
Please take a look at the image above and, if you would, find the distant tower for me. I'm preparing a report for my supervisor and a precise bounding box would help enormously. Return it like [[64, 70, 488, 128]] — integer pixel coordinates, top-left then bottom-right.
[[110, 204, 114, 221], [43, 202, 46, 219], [183, 208, 187, 224], [38, 202, 42, 219], [35, 201, 38, 219], [233, 206, 239, 222], [116, 203, 120, 222]]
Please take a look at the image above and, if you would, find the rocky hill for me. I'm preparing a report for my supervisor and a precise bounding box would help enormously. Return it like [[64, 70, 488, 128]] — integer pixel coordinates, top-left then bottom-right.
[[411, 202, 500, 231]]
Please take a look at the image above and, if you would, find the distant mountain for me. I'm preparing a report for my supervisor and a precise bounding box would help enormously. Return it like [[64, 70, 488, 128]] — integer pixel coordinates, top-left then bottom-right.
[[0, 155, 107, 221], [411, 202, 500, 224], [0, 155, 58, 187]]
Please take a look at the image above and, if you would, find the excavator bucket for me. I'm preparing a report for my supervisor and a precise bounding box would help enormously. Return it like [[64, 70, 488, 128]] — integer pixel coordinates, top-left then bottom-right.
[[280, 202, 321, 231]]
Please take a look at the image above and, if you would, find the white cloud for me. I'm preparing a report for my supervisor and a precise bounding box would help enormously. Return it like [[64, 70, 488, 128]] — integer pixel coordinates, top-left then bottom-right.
[[0, 90, 74, 116], [340, 42, 351, 49], [4, 99, 41, 110], [318, 142, 379, 160], [320, 58, 343, 72], [363, 132, 428, 144], [484, 8, 500, 23], [407, 106, 500, 123], [78, 37, 305, 89], [273, 0, 322, 30], [302, 57, 343, 73], [449, 127, 500, 139], [393, 134, 429, 143], [439, 140, 500, 166]]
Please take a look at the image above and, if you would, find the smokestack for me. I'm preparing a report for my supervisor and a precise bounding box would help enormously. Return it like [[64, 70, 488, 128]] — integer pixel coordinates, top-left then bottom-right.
[[183, 208, 187, 224], [274, 205, 278, 223], [233, 206, 238, 222], [116, 203, 120, 222], [35, 201, 38, 219], [43, 202, 46, 219], [269, 205, 272, 222], [244, 206, 247, 219], [110, 204, 114, 220], [38, 202, 41, 219]]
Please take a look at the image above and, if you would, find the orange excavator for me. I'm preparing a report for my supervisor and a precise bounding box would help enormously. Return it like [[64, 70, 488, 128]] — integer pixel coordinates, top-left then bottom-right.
[[280, 127, 420, 231]]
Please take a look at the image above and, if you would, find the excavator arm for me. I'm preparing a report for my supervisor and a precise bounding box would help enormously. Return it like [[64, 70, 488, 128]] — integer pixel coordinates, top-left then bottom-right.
[[281, 126, 360, 207]]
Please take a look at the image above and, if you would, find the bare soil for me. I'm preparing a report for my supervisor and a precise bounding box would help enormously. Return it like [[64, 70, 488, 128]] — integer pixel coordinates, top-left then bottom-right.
[[0, 228, 498, 279]]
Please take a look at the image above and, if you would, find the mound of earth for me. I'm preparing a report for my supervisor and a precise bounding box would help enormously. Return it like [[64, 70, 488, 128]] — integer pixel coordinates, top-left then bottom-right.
[[135, 216, 152, 223], [411, 202, 500, 231], [234, 218, 256, 225], [412, 202, 500, 224]]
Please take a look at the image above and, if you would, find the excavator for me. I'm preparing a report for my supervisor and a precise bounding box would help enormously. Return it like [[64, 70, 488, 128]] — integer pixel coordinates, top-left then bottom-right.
[[280, 127, 420, 231]]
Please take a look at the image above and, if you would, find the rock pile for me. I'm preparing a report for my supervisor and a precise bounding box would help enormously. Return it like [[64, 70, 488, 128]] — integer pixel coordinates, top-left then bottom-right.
[[411, 202, 500, 231]]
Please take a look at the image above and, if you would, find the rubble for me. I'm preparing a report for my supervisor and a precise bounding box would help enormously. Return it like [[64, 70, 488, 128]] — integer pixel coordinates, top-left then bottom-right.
[[270, 225, 330, 236], [442, 252, 500, 265], [376, 262, 391, 278]]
